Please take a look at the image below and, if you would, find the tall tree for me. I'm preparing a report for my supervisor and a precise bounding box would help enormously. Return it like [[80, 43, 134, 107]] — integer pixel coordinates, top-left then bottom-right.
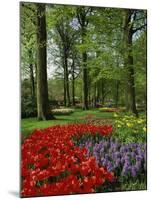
[[55, 22, 71, 107], [36, 3, 54, 120], [20, 3, 37, 98], [123, 9, 146, 116], [71, 58, 75, 106], [28, 49, 35, 100], [48, 6, 78, 107], [77, 7, 91, 110], [70, 51, 81, 106]]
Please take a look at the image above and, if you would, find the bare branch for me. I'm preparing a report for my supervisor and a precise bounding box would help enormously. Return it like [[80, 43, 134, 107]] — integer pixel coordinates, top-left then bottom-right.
[[132, 23, 147, 34]]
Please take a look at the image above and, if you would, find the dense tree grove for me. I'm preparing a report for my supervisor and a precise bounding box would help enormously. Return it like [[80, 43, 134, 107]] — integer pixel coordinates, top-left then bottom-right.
[[20, 3, 147, 120]]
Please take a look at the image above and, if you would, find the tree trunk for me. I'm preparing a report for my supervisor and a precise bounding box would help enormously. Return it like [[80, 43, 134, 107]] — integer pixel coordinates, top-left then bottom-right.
[[88, 90, 91, 107], [77, 9, 89, 110], [28, 50, 35, 100], [82, 51, 89, 110], [62, 59, 67, 106], [88, 80, 91, 106], [101, 79, 105, 106], [93, 82, 97, 108], [123, 10, 138, 117], [63, 74, 67, 106], [29, 63, 35, 100], [96, 80, 101, 102], [81, 25, 88, 110], [72, 78, 75, 106], [64, 51, 70, 107], [36, 4, 54, 120], [71, 60, 75, 106], [115, 80, 119, 107]]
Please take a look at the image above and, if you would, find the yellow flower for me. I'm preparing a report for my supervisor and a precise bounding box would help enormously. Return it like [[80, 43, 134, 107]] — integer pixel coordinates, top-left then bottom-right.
[[117, 124, 121, 128], [127, 123, 133, 128], [114, 113, 118, 117], [137, 119, 143, 124]]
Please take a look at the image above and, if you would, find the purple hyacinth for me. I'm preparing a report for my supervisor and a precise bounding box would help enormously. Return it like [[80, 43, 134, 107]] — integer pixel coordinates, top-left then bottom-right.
[[131, 166, 137, 177], [122, 164, 131, 175], [115, 158, 121, 167], [77, 137, 146, 179], [107, 161, 114, 172]]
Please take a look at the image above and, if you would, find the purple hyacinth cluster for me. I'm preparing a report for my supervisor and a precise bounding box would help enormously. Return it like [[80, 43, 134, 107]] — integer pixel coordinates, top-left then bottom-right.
[[79, 138, 146, 179]]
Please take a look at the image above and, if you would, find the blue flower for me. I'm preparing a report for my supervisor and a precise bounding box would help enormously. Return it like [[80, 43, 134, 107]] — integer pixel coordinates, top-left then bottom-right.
[[122, 165, 131, 175], [115, 158, 121, 167], [131, 166, 137, 177], [76, 136, 146, 180]]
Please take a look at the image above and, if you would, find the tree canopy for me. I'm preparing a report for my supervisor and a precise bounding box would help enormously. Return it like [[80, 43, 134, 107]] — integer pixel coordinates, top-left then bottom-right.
[[20, 3, 147, 119]]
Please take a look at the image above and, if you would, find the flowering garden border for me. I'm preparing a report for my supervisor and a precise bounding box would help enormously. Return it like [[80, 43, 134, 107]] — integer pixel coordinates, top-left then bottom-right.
[[21, 124, 114, 197]]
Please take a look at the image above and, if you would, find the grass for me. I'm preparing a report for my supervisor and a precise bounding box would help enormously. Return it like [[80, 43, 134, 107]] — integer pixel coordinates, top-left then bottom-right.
[[21, 109, 114, 138]]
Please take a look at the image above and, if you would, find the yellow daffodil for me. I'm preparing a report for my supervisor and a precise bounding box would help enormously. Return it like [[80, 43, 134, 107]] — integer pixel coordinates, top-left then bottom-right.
[[137, 119, 143, 124], [127, 123, 133, 128], [114, 113, 118, 117]]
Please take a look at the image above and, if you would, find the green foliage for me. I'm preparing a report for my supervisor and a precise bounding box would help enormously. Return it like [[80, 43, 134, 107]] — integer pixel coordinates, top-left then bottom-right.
[[21, 3, 147, 121], [48, 78, 64, 101], [47, 4, 76, 28], [21, 97, 37, 118]]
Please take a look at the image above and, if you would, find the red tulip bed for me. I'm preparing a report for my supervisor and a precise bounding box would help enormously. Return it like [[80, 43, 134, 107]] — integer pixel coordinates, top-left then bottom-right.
[[21, 124, 114, 197]]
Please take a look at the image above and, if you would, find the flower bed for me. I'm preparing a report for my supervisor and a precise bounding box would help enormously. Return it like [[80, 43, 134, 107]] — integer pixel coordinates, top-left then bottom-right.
[[21, 124, 114, 197], [80, 114, 113, 126], [21, 122, 146, 197], [113, 113, 147, 143], [78, 138, 146, 181], [51, 108, 74, 115], [99, 107, 122, 112]]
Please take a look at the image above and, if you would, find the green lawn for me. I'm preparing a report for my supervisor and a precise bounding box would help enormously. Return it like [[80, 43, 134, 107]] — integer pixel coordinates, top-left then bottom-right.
[[21, 109, 114, 138]]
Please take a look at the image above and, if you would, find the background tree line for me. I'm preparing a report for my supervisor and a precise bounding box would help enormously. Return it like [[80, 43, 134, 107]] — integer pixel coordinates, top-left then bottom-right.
[[20, 3, 147, 120]]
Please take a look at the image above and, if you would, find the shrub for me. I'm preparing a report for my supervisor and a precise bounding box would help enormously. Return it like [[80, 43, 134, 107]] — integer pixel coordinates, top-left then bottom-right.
[[21, 97, 37, 118]]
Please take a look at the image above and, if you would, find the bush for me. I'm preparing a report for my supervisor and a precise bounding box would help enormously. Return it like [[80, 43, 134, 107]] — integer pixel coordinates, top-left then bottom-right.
[[21, 97, 37, 118]]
